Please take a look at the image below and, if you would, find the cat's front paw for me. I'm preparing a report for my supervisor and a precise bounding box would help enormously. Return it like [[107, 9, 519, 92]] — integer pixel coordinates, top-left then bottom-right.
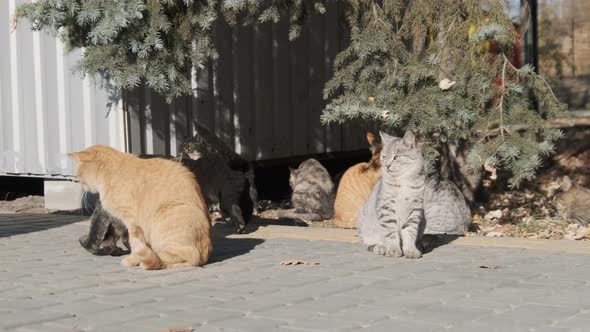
[[403, 248, 422, 259], [385, 247, 403, 257], [372, 245, 387, 256], [78, 235, 90, 248], [121, 254, 140, 267]]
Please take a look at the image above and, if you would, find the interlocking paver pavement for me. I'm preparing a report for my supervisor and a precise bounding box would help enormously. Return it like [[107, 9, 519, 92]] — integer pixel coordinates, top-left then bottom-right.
[[1, 214, 590, 332]]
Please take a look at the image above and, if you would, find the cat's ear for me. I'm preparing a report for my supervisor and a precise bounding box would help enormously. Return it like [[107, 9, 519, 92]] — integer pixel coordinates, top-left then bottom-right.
[[402, 131, 416, 147], [560, 176, 573, 191], [68, 151, 95, 162], [366, 132, 375, 144], [379, 131, 393, 143]]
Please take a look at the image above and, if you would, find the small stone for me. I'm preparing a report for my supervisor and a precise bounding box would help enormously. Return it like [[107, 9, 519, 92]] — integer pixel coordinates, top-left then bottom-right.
[[439, 78, 456, 90], [484, 209, 503, 221], [564, 225, 589, 240], [486, 231, 504, 237], [502, 208, 510, 218]]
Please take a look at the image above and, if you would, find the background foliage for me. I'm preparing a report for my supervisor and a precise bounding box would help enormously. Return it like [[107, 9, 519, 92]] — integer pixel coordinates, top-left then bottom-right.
[[321, 0, 565, 187], [14, 0, 324, 100], [15, 0, 565, 188]]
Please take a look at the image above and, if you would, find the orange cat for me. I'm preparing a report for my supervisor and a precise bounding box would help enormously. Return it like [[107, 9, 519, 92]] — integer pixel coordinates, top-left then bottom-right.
[[69, 145, 211, 270], [333, 133, 382, 228]]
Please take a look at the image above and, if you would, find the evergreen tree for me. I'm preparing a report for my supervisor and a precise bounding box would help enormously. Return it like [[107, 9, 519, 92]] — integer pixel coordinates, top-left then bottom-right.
[[321, 0, 565, 189], [13, 0, 324, 101], [15, 0, 564, 191]]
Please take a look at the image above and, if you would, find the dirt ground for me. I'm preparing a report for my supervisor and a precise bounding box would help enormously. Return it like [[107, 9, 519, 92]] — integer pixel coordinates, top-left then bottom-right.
[[466, 128, 590, 240], [0, 196, 51, 214]]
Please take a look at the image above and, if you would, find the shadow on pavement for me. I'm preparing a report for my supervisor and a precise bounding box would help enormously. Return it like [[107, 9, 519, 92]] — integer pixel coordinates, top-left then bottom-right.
[[421, 234, 463, 254], [209, 215, 313, 263], [209, 221, 266, 263], [244, 216, 309, 233], [0, 213, 87, 237]]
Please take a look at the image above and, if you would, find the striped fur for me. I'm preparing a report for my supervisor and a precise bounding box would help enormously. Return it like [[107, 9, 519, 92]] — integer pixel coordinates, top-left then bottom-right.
[[555, 176, 590, 226], [423, 178, 472, 234], [279, 159, 334, 221], [358, 132, 426, 259]]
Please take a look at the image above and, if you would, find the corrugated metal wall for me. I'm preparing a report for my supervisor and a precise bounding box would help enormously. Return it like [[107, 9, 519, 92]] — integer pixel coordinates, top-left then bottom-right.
[[0, 0, 125, 178], [125, 1, 368, 161]]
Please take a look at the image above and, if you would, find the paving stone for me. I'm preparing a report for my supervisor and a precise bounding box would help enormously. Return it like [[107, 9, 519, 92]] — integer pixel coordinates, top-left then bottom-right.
[[549, 312, 590, 329], [353, 317, 442, 332], [210, 316, 290, 331], [2, 214, 590, 332], [0, 310, 76, 330]]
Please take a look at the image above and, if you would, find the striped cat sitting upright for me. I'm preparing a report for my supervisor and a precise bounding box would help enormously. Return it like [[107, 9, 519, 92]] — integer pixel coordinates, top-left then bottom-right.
[[358, 131, 426, 259], [358, 131, 472, 258], [279, 158, 334, 222]]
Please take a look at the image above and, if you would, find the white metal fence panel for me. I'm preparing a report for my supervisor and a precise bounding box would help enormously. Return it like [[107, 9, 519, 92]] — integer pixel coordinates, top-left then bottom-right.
[[0, 0, 124, 178]]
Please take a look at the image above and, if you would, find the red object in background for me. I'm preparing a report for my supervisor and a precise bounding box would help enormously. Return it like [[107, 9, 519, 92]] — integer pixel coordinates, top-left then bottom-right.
[[492, 23, 523, 93], [511, 23, 523, 69]]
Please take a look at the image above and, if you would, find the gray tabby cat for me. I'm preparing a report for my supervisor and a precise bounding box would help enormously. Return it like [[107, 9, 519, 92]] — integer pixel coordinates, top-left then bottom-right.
[[279, 158, 334, 221], [358, 131, 426, 259], [423, 178, 472, 235], [554, 176, 590, 226], [79, 200, 130, 256]]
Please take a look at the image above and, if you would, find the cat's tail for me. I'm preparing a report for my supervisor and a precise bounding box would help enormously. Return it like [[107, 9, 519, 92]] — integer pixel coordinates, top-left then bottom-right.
[[278, 210, 325, 222], [127, 225, 165, 270], [246, 162, 258, 209]]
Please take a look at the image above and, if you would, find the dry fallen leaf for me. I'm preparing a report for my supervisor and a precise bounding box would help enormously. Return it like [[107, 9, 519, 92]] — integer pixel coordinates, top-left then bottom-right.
[[479, 265, 500, 270], [280, 259, 320, 266], [484, 160, 498, 180]]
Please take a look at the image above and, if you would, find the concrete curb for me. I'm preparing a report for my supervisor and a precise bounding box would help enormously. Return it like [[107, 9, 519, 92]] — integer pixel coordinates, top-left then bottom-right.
[[73, 220, 590, 254], [224, 224, 590, 254]]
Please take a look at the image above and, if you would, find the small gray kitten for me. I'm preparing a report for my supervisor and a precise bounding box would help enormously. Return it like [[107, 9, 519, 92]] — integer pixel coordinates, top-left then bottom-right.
[[279, 158, 334, 221], [79, 200, 130, 256], [358, 131, 426, 259]]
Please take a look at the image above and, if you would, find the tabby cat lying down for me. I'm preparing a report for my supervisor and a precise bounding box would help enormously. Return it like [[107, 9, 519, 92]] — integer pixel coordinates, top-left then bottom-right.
[[70, 145, 212, 269]]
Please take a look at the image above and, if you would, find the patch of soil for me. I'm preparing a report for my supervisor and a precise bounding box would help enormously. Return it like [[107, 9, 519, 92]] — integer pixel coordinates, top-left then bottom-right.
[[471, 128, 590, 240], [255, 208, 336, 228], [0, 195, 51, 214]]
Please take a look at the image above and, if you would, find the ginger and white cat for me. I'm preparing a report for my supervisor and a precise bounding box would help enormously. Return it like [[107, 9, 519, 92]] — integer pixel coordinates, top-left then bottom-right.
[[333, 132, 382, 228], [69, 145, 212, 270]]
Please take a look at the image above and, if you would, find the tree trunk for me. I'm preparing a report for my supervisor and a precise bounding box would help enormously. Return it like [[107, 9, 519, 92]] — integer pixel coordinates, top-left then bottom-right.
[[439, 141, 484, 206]]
